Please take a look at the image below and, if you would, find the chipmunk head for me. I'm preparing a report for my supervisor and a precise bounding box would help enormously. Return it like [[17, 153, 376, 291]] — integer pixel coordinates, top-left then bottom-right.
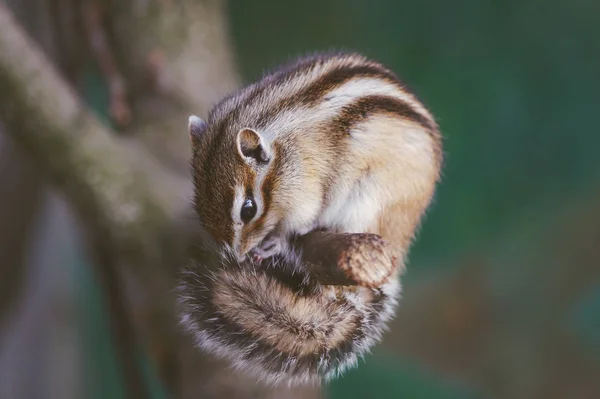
[[188, 115, 293, 262]]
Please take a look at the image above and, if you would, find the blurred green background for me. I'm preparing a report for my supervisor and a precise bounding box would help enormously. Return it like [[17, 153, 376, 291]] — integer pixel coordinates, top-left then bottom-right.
[[1, 0, 599, 398], [227, 0, 600, 397]]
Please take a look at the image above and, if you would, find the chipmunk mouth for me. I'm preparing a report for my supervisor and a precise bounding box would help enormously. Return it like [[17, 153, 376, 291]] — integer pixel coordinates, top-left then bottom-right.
[[232, 230, 278, 264]]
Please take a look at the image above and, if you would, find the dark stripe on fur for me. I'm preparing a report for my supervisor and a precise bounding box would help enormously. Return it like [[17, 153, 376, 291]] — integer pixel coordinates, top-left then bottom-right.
[[333, 95, 435, 133], [254, 63, 402, 129], [244, 142, 285, 242], [297, 64, 400, 106], [192, 132, 236, 243], [210, 53, 334, 132]]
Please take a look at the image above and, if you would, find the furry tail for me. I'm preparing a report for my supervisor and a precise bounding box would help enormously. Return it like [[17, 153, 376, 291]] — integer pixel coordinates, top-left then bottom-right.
[[176, 251, 400, 386]]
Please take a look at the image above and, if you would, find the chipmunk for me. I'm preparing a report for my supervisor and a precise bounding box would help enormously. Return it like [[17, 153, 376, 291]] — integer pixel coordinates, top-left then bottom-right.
[[179, 51, 443, 385], [188, 51, 442, 268]]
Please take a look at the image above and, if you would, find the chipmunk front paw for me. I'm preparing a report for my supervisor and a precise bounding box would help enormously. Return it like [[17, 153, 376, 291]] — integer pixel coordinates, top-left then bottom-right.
[[251, 235, 284, 264]]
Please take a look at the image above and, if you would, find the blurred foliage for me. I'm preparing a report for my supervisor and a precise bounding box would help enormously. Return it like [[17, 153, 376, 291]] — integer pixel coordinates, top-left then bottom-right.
[[571, 284, 600, 352], [329, 351, 477, 399]]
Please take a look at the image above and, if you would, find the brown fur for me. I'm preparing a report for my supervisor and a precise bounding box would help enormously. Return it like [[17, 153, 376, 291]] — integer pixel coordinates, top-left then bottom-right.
[[190, 52, 442, 264], [177, 252, 400, 385], [180, 51, 443, 385], [212, 270, 359, 356]]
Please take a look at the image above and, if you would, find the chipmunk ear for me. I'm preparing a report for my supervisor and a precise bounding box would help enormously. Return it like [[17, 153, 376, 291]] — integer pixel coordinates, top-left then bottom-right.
[[188, 115, 207, 144], [236, 128, 271, 164]]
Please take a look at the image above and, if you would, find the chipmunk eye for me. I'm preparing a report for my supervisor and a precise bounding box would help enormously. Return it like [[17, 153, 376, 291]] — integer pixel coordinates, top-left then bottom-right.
[[240, 198, 257, 223]]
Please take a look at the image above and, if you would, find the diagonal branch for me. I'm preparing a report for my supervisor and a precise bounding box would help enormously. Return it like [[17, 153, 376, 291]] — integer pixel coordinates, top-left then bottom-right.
[[0, 3, 189, 256], [0, 3, 190, 396]]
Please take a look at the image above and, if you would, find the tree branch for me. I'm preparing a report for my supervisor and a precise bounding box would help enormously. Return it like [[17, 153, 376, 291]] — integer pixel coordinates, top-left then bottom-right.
[[0, 3, 189, 396], [0, 3, 189, 256]]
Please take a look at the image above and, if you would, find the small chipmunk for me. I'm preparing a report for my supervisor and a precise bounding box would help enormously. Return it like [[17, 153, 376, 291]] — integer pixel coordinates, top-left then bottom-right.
[[189, 51, 442, 268], [180, 51, 443, 385]]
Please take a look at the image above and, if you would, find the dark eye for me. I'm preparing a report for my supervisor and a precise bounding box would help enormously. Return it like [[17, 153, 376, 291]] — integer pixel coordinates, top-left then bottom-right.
[[240, 198, 257, 223]]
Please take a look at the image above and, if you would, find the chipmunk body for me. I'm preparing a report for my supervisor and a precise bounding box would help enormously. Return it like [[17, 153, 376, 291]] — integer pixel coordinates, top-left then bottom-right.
[[180, 52, 443, 385], [189, 51, 442, 265]]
